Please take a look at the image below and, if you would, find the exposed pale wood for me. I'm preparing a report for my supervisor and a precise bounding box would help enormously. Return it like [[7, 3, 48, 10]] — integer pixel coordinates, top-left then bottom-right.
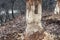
[[54, 0, 60, 14], [26, 0, 43, 35]]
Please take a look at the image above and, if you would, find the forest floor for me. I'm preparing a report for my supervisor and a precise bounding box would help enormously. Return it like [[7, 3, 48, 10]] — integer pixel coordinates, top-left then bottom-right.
[[42, 14, 60, 36], [0, 13, 60, 40], [0, 14, 26, 40]]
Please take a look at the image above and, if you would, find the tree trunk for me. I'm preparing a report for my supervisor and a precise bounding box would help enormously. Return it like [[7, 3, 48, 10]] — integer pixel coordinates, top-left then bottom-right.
[[24, 0, 60, 40], [12, 3, 15, 18], [5, 10, 10, 22], [25, 0, 43, 36], [0, 15, 3, 26], [54, 0, 60, 14]]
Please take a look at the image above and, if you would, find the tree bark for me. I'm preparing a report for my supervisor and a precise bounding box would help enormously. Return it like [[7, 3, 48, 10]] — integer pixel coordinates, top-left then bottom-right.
[[11, 0, 16, 19], [25, 0, 43, 36]]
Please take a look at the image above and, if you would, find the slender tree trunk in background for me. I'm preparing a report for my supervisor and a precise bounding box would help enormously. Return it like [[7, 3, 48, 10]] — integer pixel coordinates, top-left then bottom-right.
[[12, 3, 15, 18], [5, 10, 10, 22], [0, 15, 3, 26], [25, 0, 43, 37]]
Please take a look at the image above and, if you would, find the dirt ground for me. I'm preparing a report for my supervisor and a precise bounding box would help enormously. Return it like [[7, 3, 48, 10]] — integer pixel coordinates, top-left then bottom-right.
[[0, 13, 60, 40], [0, 14, 26, 40], [42, 14, 60, 36]]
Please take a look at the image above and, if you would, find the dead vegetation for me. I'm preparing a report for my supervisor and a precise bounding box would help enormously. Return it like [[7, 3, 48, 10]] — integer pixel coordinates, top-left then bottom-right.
[[42, 14, 60, 40], [0, 14, 26, 40]]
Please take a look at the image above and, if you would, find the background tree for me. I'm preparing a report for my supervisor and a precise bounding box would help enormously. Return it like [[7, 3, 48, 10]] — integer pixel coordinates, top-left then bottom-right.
[[0, 10, 3, 26], [1, 3, 10, 22], [11, 0, 16, 18]]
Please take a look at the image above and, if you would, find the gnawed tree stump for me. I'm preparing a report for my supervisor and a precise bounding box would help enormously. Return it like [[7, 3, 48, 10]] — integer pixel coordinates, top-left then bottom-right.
[[26, 0, 43, 36], [24, 0, 58, 40], [24, 0, 45, 40]]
